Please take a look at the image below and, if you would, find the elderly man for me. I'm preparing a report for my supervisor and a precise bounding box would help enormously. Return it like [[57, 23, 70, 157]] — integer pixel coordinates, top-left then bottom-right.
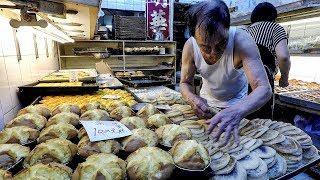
[[180, 0, 272, 144]]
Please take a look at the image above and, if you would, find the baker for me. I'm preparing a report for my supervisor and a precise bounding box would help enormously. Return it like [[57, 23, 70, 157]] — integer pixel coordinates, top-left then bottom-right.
[[180, 0, 272, 144]]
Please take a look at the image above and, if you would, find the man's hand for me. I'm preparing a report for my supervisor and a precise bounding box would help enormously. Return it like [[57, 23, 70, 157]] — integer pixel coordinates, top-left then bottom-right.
[[279, 76, 289, 87], [190, 96, 211, 118], [206, 106, 244, 145]]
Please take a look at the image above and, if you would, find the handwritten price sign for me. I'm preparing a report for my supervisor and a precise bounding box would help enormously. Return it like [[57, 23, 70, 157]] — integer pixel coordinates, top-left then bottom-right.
[[80, 121, 132, 142]]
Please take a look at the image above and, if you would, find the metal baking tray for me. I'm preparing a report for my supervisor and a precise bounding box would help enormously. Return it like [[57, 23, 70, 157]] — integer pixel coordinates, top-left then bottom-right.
[[118, 75, 172, 88], [277, 91, 320, 111], [39, 70, 97, 83], [18, 82, 99, 96], [276, 156, 320, 180]]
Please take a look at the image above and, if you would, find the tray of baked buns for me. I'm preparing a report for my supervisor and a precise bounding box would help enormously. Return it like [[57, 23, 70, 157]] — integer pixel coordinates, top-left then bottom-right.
[[277, 90, 320, 111], [18, 81, 99, 96], [1, 88, 319, 179], [129, 86, 188, 105], [39, 69, 97, 83]]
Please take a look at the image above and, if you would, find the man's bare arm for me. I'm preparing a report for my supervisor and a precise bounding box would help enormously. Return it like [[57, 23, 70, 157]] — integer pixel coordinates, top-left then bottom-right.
[[234, 29, 273, 116], [180, 39, 211, 118], [275, 39, 291, 87]]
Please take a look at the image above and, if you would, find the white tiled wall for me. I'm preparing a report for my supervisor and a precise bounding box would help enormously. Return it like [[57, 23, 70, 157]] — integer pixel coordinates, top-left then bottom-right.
[[0, 17, 59, 128]]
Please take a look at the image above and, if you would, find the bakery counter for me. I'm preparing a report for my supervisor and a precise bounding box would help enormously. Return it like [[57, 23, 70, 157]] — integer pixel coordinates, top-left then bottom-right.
[[1, 86, 320, 179]]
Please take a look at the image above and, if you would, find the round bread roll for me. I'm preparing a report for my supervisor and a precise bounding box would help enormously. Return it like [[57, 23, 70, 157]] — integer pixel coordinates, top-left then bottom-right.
[[170, 140, 210, 170], [106, 101, 127, 112], [147, 114, 171, 129], [126, 147, 175, 180], [78, 127, 87, 139], [211, 162, 247, 180], [0, 144, 30, 170], [6, 113, 47, 130], [77, 136, 120, 157], [52, 103, 80, 116], [73, 153, 126, 180], [46, 112, 79, 127], [23, 138, 77, 167], [80, 109, 110, 121], [37, 123, 79, 143], [17, 104, 51, 118], [122, 128, 158, 153], [110, 106, 135, 120], [156, 124, 192, 147], [137, 104, 160, 119], [80, 101, 108, 114], [14, 163, 72, 180], [0, 126, 39, 145], [120, 116, 146, 130], [0, 169, 12, 179]]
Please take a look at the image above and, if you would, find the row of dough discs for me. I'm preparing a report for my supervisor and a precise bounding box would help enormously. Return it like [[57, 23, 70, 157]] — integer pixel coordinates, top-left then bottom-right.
[[0, 99, 318, 180], [201, 118, 319, 180]]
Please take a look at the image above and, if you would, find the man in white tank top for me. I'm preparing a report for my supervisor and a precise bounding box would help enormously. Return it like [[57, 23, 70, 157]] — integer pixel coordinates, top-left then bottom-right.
[[180, 0, 272, 144]]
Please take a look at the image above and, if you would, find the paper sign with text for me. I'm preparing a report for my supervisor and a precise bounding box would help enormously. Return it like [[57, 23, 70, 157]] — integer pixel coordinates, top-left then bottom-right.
[[80, 121, 132, 142]]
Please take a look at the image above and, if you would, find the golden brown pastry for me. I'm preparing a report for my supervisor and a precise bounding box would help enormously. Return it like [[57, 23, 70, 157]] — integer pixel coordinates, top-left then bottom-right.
[[46, 112, 79, 127], [80, 109, 110, 121], [52, 103, 80, 116], [147, 114, 171, 129], [106, 100, 127, 112], [0, 126, 39, 145], [121, 128, 158, 153], [0, 144, 30, 170], [126, 147, 175, 180], [80, 101, 108, 114], [38, 123, 78, 143], [77, 136, 120, 157], [73, 153, 126, 180], [78, 128, 87, 139], [120, 116, 146, 130], [137, 104, 159, 119], [23, 138, 77, 167], [0, 169, 12, 179], [17, 104, 51, 118], [14, 163, 72, 180], [170, 140, 210, 170], [6, 113, 47, 130], [156, 124, 192, 147], [110, 106, 135, 120]]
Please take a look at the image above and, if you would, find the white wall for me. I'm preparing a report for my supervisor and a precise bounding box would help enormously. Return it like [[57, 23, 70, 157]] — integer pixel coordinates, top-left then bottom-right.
[[0, 16, 59, 128]]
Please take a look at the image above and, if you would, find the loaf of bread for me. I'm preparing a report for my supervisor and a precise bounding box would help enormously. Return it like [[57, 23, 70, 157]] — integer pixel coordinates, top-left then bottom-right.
[[0, 144, 30, 170], [17, 104, 51, 118], [0, 126, 39, 145], [38, 123, 78, 143], [23, 138, 77, 167], [52, 103, 80, 116], [110, 106, 135, 120], [14, 163, 72, 180], [6, 113, 47, 130], [106, 101, 127, 112], [121, 128, 158, 153], [156, 124, 192, 147], [46, 112, 79, 127], [170, 140, 210, 170], [77, 136, 120, 157], [147, 114, 171, 129], [126, 147, 175, 180], [77, 128, 87, 139], [73, 153, 126, 180], [120, 116, 146, 130], [137, 104, 159, 119], [0, 169, 12, 179], [80, 109, 110, 121]]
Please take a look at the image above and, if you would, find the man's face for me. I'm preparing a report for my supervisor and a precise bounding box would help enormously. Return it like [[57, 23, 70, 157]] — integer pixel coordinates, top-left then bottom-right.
[[194, 26, 229, 64]]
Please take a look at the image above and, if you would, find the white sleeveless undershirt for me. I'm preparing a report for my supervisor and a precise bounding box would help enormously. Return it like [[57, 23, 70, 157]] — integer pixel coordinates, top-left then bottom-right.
[[190, 27, 248, 108]]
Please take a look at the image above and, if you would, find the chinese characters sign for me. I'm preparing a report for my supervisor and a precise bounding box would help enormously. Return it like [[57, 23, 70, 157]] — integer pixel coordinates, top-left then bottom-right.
[[80, 121, 132, 142], [146, 0, 170, 40]]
